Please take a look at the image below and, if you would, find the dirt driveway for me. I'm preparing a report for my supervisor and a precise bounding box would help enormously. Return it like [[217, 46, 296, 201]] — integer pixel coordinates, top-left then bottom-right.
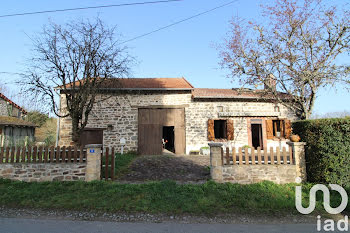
[[117, 155, 210, 183]]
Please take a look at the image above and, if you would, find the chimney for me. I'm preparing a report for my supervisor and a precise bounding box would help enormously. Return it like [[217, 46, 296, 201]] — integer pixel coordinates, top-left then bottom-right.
[[264, 74, 276, 91]]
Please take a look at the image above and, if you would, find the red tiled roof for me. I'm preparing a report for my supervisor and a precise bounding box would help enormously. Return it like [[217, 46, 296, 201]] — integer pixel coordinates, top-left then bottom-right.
[[192, 88, 291, 99], [105, 78, 193, 89], [0, 93, 27, 114], [61, 78, 194, 90]]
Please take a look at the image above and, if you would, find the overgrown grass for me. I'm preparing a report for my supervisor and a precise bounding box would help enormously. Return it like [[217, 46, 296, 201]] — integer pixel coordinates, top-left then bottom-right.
[[101, 152, 138, 179], [114, 153, 139, 178], [0, 179, 348, 216]]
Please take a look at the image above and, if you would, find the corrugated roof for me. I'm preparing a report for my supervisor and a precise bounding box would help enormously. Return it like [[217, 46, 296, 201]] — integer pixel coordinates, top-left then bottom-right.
[[0, 93, 27, 114], [0, 116, 36, 127], [192, 88, 291, 99], [60, 77, 194, 90]]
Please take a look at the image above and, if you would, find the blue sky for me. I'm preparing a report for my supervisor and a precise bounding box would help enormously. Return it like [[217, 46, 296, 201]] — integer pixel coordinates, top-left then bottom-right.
[[0, 0, 348, 115]]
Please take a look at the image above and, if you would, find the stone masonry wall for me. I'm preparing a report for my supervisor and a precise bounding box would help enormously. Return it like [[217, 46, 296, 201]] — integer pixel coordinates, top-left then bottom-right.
[[185, 100, 298, 154], [0, 98, 7, 116], [0, 163, 86, 182], [59, 91, 192, 153], [222, 165, 297, 184], [209, 142, 305, 184], [59, 91, 299, 154], [0, 98, 22, 117]]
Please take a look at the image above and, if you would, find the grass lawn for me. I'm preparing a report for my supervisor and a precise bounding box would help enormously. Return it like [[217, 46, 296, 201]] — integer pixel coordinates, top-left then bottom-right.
[[114, 153, 139, 178], [101, 152, 139, 179], [0, 179, 348, 216]]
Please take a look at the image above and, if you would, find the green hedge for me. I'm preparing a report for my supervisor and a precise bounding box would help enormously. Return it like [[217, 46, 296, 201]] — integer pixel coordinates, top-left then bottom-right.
[[293, 118, 350, 186]]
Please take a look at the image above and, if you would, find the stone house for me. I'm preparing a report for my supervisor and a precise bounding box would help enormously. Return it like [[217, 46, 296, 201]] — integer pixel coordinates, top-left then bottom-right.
[[0, 93, 35, 147], [57, 78, 298, 155]]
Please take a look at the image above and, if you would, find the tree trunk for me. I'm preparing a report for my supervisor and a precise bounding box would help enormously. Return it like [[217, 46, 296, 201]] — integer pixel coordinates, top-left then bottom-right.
[[71, 117, 80, 144]]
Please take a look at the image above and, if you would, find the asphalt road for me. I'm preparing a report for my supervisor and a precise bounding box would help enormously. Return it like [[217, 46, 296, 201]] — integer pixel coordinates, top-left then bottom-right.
[[0, 217, 344, 233]]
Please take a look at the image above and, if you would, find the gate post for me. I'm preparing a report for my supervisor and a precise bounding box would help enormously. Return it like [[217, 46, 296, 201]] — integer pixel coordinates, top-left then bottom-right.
[[209, 142, 223, 182], [85, 144, 102, 181], [287, 142, 307, 182]]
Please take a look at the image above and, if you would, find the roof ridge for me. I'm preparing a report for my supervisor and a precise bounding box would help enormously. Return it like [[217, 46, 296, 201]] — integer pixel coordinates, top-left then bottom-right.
[[194, 87, 262, 91], [60, 77, 194, 89]]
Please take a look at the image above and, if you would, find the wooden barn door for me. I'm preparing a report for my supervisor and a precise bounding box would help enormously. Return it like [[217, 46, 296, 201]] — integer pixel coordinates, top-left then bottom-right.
[[138, 108, 185, 155], [174, 108, 186, 155], [138, 109, 163, 155]]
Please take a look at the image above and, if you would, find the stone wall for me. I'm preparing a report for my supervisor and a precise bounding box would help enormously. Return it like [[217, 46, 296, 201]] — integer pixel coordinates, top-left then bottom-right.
[[58, 91, 192, 152], [0, 98, 7, 116], [58, 91, 298, 154], [185, 100, 298, 154], [209, 142, 306, 184], [0, 163, 86, 182], [0, 98, 22, 117], [222, 165, 296, 184]]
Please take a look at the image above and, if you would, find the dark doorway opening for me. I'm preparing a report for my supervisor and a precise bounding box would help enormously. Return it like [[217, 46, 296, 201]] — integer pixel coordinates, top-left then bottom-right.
[[251, 124, 263, 149], [214, 120, 227, 139], [163, 126, 175, 153]]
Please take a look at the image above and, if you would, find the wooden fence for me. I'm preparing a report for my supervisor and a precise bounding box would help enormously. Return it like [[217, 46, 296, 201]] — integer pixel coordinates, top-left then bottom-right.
[[101, 147, 116, 181], [0, 146, 118, 180], [0, 146, 86, 163], [221, 146, 294, 165]]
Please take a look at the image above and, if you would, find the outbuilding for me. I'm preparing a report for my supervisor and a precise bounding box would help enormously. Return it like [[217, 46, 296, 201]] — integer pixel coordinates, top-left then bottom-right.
[[0, 116, 36, 147]]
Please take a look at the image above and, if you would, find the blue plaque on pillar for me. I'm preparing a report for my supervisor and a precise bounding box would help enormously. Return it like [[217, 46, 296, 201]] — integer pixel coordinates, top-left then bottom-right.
[[90, 149, 95, 153]]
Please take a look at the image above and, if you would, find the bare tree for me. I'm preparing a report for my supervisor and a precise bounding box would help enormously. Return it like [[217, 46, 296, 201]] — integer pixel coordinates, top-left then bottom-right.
[[219, 0, 350, 119], [20, 18, 132, 143]]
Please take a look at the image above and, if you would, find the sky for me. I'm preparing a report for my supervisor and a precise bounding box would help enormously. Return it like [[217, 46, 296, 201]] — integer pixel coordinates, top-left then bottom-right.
[[0, 0, 348, 115]]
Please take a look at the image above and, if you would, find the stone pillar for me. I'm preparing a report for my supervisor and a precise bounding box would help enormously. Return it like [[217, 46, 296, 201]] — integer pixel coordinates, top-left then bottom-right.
[[209, 142, 223, 182], [287, 142, 307, 182], [85, 144, 102, 181]]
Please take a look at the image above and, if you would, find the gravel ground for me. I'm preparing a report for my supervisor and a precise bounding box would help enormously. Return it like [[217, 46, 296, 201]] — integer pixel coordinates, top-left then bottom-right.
[[0, 218, 325, 233], [0, 206, 318, 224], [117, 155, 210, 182]]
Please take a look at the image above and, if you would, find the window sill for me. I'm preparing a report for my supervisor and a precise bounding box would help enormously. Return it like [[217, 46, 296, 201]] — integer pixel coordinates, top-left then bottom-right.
[[213, 138, 229, 142], [270, 137, 288, 141]]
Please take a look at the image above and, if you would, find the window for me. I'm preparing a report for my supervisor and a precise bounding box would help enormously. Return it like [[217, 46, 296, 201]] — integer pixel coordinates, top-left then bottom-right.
[[208, 119, 234, 141], [266, 119, 292, 140], [273, 120, 283, 138], [214, 120, 227, 139]]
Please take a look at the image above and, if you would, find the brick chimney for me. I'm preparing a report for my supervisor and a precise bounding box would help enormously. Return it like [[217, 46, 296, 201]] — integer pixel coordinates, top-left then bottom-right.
[[264, 74, 276, 91]]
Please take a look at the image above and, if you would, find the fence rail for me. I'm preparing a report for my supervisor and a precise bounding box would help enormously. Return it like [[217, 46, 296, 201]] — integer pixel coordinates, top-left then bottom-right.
[[221, 146, 294, 165], [0, 146, 86, 163]]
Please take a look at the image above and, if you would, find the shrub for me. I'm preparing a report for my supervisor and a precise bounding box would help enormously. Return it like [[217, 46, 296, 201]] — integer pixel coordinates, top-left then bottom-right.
[[293, 118, 350, 186], [26, 111, 49, 127], [44, 135, 56, 147]]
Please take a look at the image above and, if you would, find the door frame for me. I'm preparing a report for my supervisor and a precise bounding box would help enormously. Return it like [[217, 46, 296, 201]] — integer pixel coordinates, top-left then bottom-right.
[[247, 118, 267, 150], [250, 123, 263, 149]]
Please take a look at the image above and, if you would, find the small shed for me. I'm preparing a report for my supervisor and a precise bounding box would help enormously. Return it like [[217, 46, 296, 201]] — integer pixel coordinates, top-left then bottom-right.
[[0, 116, 36, 147]]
